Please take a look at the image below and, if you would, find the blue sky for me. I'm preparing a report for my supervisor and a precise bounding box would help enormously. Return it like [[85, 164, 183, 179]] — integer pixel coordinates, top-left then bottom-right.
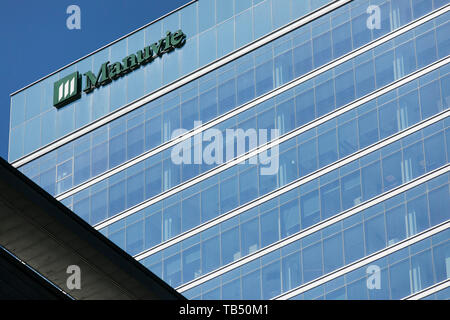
[[0, 0, 191, 160]]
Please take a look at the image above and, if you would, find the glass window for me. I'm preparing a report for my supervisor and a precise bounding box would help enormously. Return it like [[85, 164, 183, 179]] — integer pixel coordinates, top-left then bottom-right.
[[256, 60, 274, 96], [335, 69, 355, 107], [282, 251, 302, 292], [262, 260, 281, 299], [302, 241, 323, 283], [199, 28, 217, 67], [358, 109, 379, 148], [355, 60, 375, 98], [416, 30, 437, 69], [412, 0, 432, 19], [253, 0, 271, 39], [91, 188, 107, 225], [242, 269, 261, 299], [235, 9, 253, 49], [220, 175, 239, 214], [386, 205, 406, 246], [164, 253, 181, 288], [182, 194, 201, 232], [202, 235, 220, 274], [375, 50, 395, 88], [410, 249, 435, 292], [127, 172, 144, 208], [218, 78, 236, 114], [280, 199, 300, 238], [145, 163, 162, 199], [315, 79, 335, 117], [163, 203, 181, 241], [109, 180, 126, 216], [274, 50, 294, 87], [201, 184, 219, 223], [343, 223, 364, 264], [301, 190, 320, 228], [383, 151, 402, 191], [320, 179, 341, 219], [276, 98, 296, 135], [395, 40, 416, 79], [182, 244, 201, 283], [406, 194, 429, 236], [436, 22, 450, 59], [293, 41, 313, 78], [318, 129, 338, 168], [198, 0, 215, 32], [221, 226, 241, 264], [420, 80, 443, 121], [333, 21, 352, 58], [109, 133, 126, 168], [428, 185, 450, 226], [74, 151, 90, 186], [261, 208, 279, 247], [272, 0, 290, 29], [295, 88, 315, 127], [222, 277, 241, 300], [126, 220, 143, 256], [424, 132, 446, 171], [145, 211, 162, 248], [216, 0, 233, 24], [341, 170, 361, 210], [389, 259, 411, 299], [241, 217, 260, 256], [237, 69, 255, 106], [92, 142, 108, 177], [323, 233, 344, 274], [398, 89, 420, 130], [379, 101, 398, 140], [313, 31, 332, 68], [352, 13, 371, 49], [145, 115, 162, 151], [239, 167, 258, 206], [364, 214, 386, 255], [338, 118, 358, 158], [432, 241, 450, 282]]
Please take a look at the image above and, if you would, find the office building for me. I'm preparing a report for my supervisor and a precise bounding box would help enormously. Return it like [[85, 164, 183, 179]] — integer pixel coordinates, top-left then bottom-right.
[[8, 0, 450, 299]]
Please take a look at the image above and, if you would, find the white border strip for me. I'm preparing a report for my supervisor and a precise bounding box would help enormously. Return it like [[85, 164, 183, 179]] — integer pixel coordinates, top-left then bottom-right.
[[56, 55, 450, 202], [11, 0, 351, 167], [94, 107, 450, 233], [173, 166, 449, 292], [404, 280, 450, 300], [273, 222, 450, 300]]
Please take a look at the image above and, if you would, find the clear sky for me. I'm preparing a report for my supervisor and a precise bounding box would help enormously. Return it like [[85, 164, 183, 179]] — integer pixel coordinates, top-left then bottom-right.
[[0, 0, 192, 161]]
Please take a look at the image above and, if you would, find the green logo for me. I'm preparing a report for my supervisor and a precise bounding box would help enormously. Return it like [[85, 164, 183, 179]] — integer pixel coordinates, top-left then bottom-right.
[[53, 71, 81, 108], [53, 30, 186, 108]]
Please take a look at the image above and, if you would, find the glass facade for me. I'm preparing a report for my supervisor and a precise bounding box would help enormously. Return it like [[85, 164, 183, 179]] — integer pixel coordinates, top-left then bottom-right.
[[9, 0, 450, 300]]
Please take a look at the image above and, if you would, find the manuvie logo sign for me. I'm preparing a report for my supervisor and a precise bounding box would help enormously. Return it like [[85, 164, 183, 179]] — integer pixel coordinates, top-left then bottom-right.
[[53, 71, 81, 108], [52, 30, 186, 108]]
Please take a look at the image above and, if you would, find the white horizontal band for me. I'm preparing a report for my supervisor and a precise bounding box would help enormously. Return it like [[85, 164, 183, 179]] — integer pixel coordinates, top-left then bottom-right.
[[273, 221, 450, 300], [53, 5, 450, 201], [174, 165, 449, 292], [12, 0, 351, 168], [403, 279, 450, 300]]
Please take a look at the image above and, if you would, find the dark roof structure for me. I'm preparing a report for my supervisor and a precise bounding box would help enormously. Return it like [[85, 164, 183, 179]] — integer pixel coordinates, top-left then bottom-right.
[[0, 157, 185, 300]]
